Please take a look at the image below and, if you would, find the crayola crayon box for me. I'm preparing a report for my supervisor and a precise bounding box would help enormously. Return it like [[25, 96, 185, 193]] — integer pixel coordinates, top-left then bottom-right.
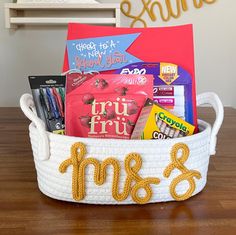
[[131, 98, 195, 140]]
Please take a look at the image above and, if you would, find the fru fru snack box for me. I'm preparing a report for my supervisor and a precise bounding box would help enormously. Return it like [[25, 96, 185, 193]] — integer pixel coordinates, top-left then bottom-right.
[[65, 74, 154, 139], [131, 99, 195, 140]]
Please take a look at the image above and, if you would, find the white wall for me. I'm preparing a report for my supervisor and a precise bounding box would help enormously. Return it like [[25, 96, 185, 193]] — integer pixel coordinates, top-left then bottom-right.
[[0, 0, 235, 107]]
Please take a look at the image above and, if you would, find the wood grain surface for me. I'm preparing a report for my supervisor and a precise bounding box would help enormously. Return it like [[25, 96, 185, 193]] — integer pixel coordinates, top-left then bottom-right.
[[0, 107, 235, 235]]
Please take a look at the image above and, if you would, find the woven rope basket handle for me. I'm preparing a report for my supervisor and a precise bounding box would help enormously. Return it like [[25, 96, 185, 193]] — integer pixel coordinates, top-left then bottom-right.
[[197, 92, 224, 155], [20, 94, 50, 161]]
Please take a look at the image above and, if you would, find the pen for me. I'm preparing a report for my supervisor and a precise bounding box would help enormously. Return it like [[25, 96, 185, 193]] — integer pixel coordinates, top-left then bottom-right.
[[52, 87, 64, 118], [39, 88, 52, 119], [58, 87, 65, 103], [46, 87, 60, 119], [39, 91, 51, 129]]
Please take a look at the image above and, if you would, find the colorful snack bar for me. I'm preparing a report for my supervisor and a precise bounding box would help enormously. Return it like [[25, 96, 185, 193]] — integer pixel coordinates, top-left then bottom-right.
[[131, 98, 195, 140]]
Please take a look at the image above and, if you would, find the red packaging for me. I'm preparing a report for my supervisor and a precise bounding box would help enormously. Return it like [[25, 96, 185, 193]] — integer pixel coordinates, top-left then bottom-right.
[[65, 74, 153, 139]]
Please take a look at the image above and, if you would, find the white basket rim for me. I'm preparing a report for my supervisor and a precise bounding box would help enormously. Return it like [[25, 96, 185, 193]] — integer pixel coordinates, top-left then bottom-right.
[[29, 119, 211, 144]]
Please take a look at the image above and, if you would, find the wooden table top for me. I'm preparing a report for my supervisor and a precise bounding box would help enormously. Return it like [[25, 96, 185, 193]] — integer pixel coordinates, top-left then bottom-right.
[[0, 107, 236, 235]]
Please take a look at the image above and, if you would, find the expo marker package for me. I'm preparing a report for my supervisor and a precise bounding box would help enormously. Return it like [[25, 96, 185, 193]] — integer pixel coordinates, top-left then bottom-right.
[[116, 62, 198, 130]]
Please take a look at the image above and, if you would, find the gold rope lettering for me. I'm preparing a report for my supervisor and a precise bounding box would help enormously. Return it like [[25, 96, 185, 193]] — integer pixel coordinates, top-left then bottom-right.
[[163, 143, 201, 201], [121, 0, 217, 27], [59, 142, 160, 204]]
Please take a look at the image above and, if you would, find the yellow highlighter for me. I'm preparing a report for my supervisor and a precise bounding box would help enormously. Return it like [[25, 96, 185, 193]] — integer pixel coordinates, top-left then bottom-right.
[[131, 98, 195, 140]]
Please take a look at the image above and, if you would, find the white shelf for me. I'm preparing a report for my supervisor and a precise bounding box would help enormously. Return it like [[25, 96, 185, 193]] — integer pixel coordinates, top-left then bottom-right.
[[5, 3, 121, 29], [10, 17, 117, 25]]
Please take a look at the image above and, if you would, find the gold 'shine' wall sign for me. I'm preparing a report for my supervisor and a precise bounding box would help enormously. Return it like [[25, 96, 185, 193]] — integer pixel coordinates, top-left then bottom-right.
[[121, 0, 217, 27]]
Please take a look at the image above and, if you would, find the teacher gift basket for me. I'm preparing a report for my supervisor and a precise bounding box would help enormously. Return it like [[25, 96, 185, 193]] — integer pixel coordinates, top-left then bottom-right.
[[20, 92, 224, 205]]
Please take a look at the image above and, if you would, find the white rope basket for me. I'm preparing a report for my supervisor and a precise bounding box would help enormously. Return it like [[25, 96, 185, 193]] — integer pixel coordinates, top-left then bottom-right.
[[20, 92, 224, 205]]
